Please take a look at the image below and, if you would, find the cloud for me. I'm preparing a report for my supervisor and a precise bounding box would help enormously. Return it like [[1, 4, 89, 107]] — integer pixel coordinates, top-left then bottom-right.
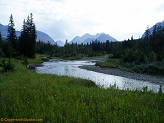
[[0, 0, 164, 42], [38, 19, 72, 41], [155, 4, 164, 12], [50, 0, 65, 2]]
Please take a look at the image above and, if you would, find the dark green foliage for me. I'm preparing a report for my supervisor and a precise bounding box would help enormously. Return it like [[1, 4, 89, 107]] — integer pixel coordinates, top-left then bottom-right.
[[36, 41, 58, 56], [0, 49, 3, 58], [0, 32, 3, 57], [113, 25, 164, 63], [5, 14, 19, 57], [132, 63, 164, 75], [96, 59, 121, 68], [148, 51, 157, 62], [0, 15, 18, 70], [7, 15, 17, 51], [20, 13, 36, 58], [0, 59, 14, 72], [41, 39, 113, 58], [158, 85, 162, 94], [0, 32, 2, 48], [122, 49, 145, 64]]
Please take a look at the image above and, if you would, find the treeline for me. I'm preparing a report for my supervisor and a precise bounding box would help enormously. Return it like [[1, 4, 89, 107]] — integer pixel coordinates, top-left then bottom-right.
[[36, 24, 164, 64], [0, 13, 36, 59], [0, 14, 164, 64], [36, 40, 110, 58], [114, 25, 164, 64]]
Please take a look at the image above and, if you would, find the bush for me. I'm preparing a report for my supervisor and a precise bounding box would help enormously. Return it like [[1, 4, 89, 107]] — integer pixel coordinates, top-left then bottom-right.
[[0, 59, 14, 72], [132, 64, 164, 75], [0, 48, 3, 57], [41, 57, 49, 62], [96, 59, 121, 68], [148, 52, 157, 62], [122, 49, 145, 64]]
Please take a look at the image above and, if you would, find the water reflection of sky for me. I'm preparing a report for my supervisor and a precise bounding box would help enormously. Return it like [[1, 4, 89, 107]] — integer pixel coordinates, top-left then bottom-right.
[[36, 60, 163, 93]]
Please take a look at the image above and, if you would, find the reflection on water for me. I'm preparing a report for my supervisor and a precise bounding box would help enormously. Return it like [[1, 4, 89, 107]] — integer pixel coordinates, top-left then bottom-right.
[[36, 59, 164, 93]]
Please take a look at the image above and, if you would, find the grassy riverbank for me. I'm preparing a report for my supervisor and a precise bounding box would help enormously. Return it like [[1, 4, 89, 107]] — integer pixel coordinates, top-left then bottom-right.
[[96, 59, 164, 76], [0, 58, 164, 122]]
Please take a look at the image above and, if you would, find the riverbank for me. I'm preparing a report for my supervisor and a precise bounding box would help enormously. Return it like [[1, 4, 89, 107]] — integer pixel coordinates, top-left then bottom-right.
[[79, 65, 164, 85], [1, 58, 164, 122]]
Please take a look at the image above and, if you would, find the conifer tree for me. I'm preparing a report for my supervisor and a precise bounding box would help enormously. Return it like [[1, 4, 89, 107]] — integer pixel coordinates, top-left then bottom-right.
[[7, 14, 17, 57], [145, 25, 150, 42], [0, 32, 2, 49], [20, 13, 36, 58], [29, 13, 37, 58], [0, 32, 3, 57], [20, 19, 27, 55]]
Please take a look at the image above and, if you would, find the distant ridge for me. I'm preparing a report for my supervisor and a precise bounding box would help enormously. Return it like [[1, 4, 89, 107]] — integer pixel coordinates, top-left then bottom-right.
[[142, 20, 164, 38], [56, 40, 64, 47], [69, 33, 117, 44]]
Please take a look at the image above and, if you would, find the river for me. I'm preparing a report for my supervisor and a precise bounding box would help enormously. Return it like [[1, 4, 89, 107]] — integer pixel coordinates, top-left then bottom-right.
[[36, 59, 164, 93]]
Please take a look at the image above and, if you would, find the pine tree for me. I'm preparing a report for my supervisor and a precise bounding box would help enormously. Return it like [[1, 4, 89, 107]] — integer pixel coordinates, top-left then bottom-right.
[[0, 32, 3, 57], [29, 13, 37, 58], [105, 40, 110, 53], [64, 39, 68, 55], [1, 14, 16, 70], [7, 14, 17, 57], [145, 25, 150, 42], [0, 32, 2, 49], [20, 19, 27, 55], [20, 13, 36, 58]]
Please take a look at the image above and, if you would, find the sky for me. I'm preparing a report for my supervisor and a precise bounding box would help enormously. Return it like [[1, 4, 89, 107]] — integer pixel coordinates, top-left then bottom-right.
[[0, 0, 164, 42]]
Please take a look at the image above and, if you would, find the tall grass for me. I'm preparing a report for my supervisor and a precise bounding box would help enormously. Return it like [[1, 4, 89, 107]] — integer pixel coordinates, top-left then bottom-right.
[[96, 59, 164, 76], [0, 59, 164, 122], [96, 59, 122, 69]]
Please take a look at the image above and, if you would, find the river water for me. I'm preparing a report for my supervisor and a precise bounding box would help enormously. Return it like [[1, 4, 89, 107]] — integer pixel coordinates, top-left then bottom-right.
[[36, 59, 164, 93]]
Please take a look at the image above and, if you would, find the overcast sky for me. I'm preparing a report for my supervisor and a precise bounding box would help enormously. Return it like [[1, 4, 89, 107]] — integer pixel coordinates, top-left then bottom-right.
[[0, 0, 164, 42]]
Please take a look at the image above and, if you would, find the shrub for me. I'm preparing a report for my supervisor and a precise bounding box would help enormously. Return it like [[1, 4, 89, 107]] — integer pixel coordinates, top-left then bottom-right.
[[148, 52, 157, 62], [122, 49, 145, 64], [96, 59, 121, 68], [0, 59, 14, 72], [132, 64, 164, 75], [0, 48, 3, 57]]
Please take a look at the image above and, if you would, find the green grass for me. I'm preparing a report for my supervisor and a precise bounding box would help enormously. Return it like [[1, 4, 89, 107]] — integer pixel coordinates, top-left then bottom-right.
[[96, 59, 164, 76], [0, 58, 164, 123], [132, 62, 164, 76], [28, 54, 49, 64], [96, 59, 122, 69]]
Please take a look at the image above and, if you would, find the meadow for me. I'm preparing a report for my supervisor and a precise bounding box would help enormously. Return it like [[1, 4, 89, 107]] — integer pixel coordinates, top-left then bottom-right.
[[0, 58, 164, 123]]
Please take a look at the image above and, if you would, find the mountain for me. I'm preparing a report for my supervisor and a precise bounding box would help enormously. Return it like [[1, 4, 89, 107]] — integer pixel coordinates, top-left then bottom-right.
[[36, 31, 55, 44], [56, 40, 64, 47], [0, 23, 20, 40], [69, 33, 117, 44], [70, 36, 83, 44], [142, 20, 164, 38], [0, 23, 55, 44], [96, 33, 117, 43], [83, 33, 102, 44]]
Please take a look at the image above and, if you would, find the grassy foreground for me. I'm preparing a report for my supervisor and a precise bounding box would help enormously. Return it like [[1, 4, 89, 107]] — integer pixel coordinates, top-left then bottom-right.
[[0, 58, 164, 123]]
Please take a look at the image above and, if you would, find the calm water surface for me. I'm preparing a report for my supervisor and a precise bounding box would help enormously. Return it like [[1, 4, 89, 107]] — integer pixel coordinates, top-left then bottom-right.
[[36, 59, 164, 93]]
